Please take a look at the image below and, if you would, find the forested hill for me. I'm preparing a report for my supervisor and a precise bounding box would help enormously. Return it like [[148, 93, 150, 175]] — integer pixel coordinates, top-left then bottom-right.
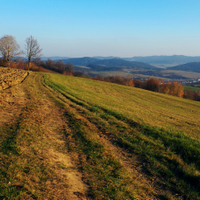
[[61, 57, 157, 69], [61, 57, 99, 66], [90, 58, 157, 69], [169, 62, 200, 73]]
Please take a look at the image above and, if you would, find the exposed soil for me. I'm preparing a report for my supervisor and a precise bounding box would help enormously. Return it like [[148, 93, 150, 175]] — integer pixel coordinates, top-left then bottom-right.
[[0, 67, 28, 90]]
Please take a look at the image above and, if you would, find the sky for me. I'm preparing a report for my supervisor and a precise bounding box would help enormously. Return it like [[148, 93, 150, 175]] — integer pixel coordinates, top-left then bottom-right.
[[1, 0, 200, 57]]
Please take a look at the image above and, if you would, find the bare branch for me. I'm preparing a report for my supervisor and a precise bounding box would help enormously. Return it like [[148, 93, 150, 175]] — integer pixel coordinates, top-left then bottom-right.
[[25, 36, 42, 70]]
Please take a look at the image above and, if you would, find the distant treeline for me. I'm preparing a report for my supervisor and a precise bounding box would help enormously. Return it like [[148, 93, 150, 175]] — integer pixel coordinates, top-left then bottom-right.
[[0, 58, 78, 75], [1, 58, 200, 101], [94, 76, 184, 96]]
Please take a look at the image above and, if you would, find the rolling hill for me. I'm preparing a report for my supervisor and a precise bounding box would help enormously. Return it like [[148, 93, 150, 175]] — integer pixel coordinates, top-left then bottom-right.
[[169, 62, 200, 73], [90, 58, 157, 69], [61, 57, 157, 69], [1, 69, 200, 199], [61, 57, 99, 66], [126, 55, 200, 63]]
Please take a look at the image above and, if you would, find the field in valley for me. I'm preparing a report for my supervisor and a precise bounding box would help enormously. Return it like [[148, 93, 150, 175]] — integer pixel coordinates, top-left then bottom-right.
[[88, 68, 200, 81], [1, 68, 200, 199], [184, 85, 200, 92]]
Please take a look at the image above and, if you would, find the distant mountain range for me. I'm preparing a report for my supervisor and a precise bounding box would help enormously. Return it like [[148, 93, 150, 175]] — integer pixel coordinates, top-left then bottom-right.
[[9, 55, 200, 80], [125, 55, 200, 63], [92, 56, 119, 60], [42, 55, 200, 68], [124, 55, 200, 68], [57, 57, 157, 70], [39, 55, 200, 75]]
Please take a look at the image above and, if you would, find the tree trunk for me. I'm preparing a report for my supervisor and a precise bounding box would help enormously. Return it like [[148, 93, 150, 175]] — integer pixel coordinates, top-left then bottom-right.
[[7, 58, 10, 67], [28, 57, 31, 71], [7, 48, 11, 67]]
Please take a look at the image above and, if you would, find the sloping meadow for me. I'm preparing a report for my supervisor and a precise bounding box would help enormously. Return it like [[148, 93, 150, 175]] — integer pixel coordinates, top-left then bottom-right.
[[44, 73, 200, 199]]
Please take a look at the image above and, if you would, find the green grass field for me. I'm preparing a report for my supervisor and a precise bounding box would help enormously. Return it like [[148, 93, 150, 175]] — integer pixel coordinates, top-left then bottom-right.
[[44, 73, 200, 199], [46, 74, 200, 139], [184, 85, 200, 92]]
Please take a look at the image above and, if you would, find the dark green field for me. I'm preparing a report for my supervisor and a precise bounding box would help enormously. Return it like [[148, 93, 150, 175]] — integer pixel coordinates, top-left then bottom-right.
[[184, 85, 200, 92]]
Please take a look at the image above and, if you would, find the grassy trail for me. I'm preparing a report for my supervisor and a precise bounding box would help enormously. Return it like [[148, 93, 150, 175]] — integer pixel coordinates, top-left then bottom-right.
[[0, 73, 89, 199], [1, 72, 200, 199]]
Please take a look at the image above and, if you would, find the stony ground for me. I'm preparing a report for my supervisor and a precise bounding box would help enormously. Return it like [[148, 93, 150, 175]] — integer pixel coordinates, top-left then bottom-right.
[[0, 67, 28, 90]]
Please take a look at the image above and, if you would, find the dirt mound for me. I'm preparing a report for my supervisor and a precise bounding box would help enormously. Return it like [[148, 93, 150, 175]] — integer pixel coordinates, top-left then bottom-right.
[[0, 67, 28, 90]]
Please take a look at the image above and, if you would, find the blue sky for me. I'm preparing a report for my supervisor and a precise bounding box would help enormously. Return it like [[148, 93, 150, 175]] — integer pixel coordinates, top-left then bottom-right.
[[1, 0, 200, 57]]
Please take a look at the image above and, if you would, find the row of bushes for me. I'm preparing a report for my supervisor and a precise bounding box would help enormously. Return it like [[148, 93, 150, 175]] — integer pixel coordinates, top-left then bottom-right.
[[9, 61, 46, 72], [94, 75, 200, 100], [0, 58, 74, 74], [94, 76, 185, 97], [7, 60, 85, 77]]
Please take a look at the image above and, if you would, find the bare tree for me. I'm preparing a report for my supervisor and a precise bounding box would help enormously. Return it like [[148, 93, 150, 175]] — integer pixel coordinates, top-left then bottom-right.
[[46, 59, 55, 70], [55, 60, 65, 73], [0, 35, 21, 67], [25, 36, 42, 70]]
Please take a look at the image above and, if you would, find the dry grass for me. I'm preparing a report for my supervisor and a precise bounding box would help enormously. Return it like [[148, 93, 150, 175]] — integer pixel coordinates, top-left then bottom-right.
[[0, 67, 28, 90], [0, 72, 89, 199]]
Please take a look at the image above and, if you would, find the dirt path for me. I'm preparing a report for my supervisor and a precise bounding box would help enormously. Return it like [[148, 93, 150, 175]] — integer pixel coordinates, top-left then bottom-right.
[[0, 72, 89, 199], [68, 111, 163, 200], [100, 136, 166, 200]]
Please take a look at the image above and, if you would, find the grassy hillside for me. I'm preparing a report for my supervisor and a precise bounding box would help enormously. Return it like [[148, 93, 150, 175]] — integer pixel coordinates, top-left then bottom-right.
[[46, 74, 200, 139], [44, 74, 200, 199], [1, 71, 200, 199]]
